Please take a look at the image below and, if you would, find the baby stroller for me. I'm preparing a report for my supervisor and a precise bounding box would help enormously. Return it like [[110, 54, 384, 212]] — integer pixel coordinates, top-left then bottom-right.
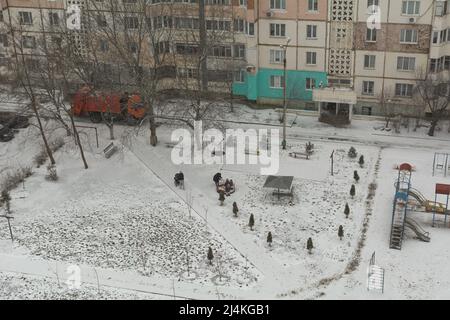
[[174, 172, 185, 189]]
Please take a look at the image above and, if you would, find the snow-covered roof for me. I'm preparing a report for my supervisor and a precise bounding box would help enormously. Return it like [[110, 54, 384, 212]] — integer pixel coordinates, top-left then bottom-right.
[[263, 175, 294, 191]]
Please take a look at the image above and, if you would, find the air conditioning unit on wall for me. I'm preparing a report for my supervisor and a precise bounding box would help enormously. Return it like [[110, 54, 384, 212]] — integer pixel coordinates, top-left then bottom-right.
[[266, 11, 274, 17], [409, 17, 416, 23]]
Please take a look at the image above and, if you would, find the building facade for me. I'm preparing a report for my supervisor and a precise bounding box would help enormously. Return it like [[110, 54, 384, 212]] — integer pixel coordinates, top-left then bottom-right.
[[0, 0, 448, 117]]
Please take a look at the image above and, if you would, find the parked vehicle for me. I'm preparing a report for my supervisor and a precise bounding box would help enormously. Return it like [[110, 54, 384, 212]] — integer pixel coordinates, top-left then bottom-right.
[[71, 86, 146, 124]]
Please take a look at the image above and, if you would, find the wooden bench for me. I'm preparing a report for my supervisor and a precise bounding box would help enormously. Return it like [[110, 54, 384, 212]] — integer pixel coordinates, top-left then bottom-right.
[[103, 142, 118, 159], [289, 151, 310, 160]]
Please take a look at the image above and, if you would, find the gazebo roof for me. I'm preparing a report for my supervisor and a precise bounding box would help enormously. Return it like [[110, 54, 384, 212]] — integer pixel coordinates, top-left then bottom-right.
[[263, 175, 294, 191]]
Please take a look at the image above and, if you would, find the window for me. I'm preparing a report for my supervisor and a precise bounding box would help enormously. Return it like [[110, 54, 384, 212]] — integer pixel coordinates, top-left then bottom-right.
[[100, 40, 109, 52], [306, 52, 317, 65], [306, 25, 317, 39], [270, 23, 286, 37], [306, 78, 316, 90], [364, 55, 376, 69], [395, 83, 414, 97], [270, 75, 284, 88], [308, 0, 318, 11], [234, 19, 245, 32], [441, 29, 448, 43], [397, 56, 416, 71], [210, 45, 232, 57], [124, 16, 139, 29], [435, 1, 448, 16], [19, 12, 33, 25], [49, 12, 59, 26], [400, 29, 418, 43], [433, 31, 439, 44], [233, 44, 246, 58], [366, 28, 377, 41], [22, 36, 36, 49], [402, 1, 420, 15], [97, 15, 107, 28], [362, 81, 375, 95], [246, 22, 255, 36], [128, 42, 138, 54], [0, 34, 8, 47], [270, 0, 286, 10], [51, 36, 62, 47], [178, 67, 198, 79], [367, 0, 379, 7], [270, 49, 285, 64], [234, 69, 245, 83], [239, 0, 247, 6]]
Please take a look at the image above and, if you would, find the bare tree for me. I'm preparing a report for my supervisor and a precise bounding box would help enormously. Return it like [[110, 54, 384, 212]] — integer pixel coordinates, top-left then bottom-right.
[[415, 70, 450, 136], [3, 17, 56, 165]]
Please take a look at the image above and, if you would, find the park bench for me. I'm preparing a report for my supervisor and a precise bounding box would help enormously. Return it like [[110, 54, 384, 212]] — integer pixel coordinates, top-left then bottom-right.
[[289, 151, 310, 160], [103, 142, 118, 159]]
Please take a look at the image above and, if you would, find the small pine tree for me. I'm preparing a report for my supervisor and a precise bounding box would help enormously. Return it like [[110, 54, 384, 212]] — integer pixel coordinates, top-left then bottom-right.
[[267, 232, 273, 247], [350, 184, 356, 198], [338, 225, 344, 240], [232, 202, 239, 217], [207, 247, 214, 265], [219, 191, 225, 206], [348, 147, 357, 158], [249, 214, 255, 231], [354, 170, 360, 183], [307, 237, 314, 254], [344, 203, 350, 219], [359, 155, 365, 168]]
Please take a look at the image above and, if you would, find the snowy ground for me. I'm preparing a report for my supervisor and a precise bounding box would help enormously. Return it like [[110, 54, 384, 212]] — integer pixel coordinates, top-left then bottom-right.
[[1, 102, 450, 299]]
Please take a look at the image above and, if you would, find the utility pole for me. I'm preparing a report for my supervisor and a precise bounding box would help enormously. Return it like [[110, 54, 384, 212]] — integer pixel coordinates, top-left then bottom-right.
[[281, 37, 291, 150]]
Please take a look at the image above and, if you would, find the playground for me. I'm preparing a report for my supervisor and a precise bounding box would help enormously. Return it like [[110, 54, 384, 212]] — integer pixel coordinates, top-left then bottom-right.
[[2, 102, 450, 299]]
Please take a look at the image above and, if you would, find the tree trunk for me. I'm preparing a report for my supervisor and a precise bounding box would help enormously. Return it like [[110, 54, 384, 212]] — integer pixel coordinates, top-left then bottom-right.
[[69, 115, 89, 169], [149, 115, 158, 146], [198, 0, 208, 92], [108, 123, 115, 140], [31, 96, 56, 165], [428, 119, 439, 136]]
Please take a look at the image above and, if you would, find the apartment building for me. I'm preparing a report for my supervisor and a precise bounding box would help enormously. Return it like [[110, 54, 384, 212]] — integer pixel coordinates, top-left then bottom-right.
[[0, 0, 447, 118]]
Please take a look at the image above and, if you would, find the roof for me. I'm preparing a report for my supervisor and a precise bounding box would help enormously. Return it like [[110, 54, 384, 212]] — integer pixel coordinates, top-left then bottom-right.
[[263, 176, 294, 191]]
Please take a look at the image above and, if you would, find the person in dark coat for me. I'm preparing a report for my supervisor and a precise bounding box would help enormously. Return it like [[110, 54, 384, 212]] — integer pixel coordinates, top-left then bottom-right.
[[213, 172, 222, 186]]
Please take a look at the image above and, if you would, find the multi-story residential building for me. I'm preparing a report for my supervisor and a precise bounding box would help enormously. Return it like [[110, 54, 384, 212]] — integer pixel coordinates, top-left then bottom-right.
[[0, 0, 448, 119]]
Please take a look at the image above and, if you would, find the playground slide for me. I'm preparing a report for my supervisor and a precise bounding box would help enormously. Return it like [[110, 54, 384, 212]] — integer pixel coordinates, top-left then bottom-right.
[[404, 217, 431, 242], [408, 188, 449, 214], [408, 188, 427, 205]]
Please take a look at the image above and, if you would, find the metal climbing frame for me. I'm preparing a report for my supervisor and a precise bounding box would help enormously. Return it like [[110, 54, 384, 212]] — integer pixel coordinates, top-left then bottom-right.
[[389, 163, 412, 250], [433, 184, 450, 228], [433, 153, 449, 177]]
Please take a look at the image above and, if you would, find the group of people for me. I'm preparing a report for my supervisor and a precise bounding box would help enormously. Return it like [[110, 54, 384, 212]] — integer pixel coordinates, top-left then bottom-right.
[[213, 172, 235, 196]]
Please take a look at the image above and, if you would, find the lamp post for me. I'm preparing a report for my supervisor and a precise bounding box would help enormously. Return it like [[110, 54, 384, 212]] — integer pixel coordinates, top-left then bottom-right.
[[280, 37, 291, 150]]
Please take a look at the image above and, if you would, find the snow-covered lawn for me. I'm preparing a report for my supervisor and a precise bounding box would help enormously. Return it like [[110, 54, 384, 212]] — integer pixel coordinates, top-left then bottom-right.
[[0, 126, 260, 292], [0, 272, 162, 300], [2, 103, 450, 299]]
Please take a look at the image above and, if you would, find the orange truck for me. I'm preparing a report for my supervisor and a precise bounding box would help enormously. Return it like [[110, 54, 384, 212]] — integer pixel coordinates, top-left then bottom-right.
[[72, 86, 146, 124]]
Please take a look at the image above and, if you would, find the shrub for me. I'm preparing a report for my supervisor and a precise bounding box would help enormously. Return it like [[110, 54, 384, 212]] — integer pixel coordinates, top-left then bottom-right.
[[34, 148, 48, 168], [348, 147, 357, 158], [50, 137, 65, 153], [45, 164, 58, 181], [1, 167, 33, 192]]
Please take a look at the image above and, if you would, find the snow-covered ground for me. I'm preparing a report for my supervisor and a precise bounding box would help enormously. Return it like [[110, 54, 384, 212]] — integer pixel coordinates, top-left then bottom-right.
[[1, 103, 450, 300]]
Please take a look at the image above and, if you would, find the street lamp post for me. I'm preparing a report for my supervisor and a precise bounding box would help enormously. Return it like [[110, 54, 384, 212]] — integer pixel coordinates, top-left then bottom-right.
[[281, 37, 291, 150]]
